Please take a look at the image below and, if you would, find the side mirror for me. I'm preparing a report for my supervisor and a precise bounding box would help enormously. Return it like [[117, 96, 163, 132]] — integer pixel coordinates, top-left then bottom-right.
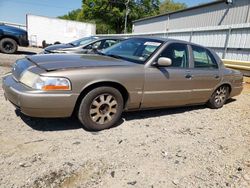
[[156, 57, 172, 67]]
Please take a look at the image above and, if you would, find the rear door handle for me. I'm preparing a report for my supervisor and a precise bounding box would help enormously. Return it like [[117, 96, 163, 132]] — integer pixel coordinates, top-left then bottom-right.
[[185, 74, 193, 79]]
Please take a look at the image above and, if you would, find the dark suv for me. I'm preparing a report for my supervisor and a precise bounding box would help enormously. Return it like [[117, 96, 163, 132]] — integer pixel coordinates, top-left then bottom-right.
[[0, 24, 29, 54]]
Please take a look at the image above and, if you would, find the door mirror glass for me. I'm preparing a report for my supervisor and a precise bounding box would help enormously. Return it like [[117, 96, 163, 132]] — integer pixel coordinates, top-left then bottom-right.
[[157, 57, 172, 67]]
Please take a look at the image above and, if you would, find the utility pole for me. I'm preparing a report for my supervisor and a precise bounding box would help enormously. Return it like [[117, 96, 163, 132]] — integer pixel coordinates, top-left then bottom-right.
[[124, 0, 130, 34]]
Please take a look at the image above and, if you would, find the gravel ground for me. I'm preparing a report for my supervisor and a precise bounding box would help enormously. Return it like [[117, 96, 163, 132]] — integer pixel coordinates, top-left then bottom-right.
[[0, 47, 42, 67], [0, 66, 250, 188]]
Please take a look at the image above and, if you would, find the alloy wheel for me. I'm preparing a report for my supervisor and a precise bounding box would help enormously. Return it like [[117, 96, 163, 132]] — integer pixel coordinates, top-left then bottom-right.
[[214, 86, 227, 106], [89, 93, 118, 125]]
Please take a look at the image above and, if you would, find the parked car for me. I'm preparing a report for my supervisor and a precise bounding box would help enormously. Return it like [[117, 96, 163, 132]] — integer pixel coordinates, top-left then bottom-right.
[[43, 37, 123, 54], [0, 24, 29, 54], [2, 37, 243, 131], [43, 36, 99, 53]]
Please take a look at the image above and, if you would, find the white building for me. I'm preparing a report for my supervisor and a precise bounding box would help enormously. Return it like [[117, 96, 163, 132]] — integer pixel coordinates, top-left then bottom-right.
[[27, 14, 96, 47]]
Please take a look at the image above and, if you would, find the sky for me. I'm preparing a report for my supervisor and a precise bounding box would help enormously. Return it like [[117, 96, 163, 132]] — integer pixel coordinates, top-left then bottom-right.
[[0, 0, 212, 25]]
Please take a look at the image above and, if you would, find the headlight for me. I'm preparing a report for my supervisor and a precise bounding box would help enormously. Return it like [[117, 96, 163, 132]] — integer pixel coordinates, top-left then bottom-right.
[[20, 70, 71, 91]]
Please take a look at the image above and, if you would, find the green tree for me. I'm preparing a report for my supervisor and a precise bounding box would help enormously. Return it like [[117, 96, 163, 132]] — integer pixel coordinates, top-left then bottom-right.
[[58, 0, 187, 34], [159, 0, 187, 14], [77, 0, 161, 33], [58, 9, 81, 20]]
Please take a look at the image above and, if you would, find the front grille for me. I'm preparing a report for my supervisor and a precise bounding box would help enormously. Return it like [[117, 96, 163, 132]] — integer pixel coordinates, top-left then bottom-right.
[[12, 59, 33, 81]]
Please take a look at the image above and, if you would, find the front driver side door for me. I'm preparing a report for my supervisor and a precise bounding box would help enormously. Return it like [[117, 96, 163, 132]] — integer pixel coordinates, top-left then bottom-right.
[[142, 42, 193, 108]]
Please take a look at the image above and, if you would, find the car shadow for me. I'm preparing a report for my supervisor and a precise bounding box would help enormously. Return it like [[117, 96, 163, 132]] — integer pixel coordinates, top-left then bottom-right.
[[16, 110, 82, 131], [225, 98, 236, 104], [16, 109, 124, 133], [16, 51, 37, 55], [122, 105, 206, 121], [16, 98, 237, 132], [122, 99, 236, 121]]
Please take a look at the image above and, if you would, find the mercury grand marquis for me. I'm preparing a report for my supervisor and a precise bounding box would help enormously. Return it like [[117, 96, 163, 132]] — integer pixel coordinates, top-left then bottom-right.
[[2, 37, 243, 131]]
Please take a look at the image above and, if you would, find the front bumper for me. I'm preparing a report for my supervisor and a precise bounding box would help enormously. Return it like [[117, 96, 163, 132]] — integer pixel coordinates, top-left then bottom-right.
[[2, 74, 79, 118], [18, 38, 29, 47]]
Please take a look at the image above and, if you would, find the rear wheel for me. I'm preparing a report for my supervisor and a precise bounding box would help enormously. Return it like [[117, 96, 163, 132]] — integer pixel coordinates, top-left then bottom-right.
[[78, 87, 123, 131], [0, 38, 18, 54], [208, 85, 229, 109]]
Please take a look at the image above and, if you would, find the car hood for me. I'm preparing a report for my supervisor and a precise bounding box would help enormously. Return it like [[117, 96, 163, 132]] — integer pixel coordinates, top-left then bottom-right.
[[27, 54, 138, 71], [44, 43, 74, 52], [0, 25, 27, 34]]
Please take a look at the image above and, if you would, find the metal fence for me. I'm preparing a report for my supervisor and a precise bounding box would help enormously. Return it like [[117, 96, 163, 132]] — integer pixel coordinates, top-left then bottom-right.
[[1, 20, 249, 63], [97, 23, 250, 62]]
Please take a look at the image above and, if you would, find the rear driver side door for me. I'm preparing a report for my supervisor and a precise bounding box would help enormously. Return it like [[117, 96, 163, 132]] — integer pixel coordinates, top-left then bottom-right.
[[188, 45, 221, 104]]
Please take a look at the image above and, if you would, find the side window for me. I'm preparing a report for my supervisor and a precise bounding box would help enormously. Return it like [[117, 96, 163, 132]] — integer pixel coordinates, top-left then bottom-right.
[[142, 45, 158, 58], [159, 43, 188, 68], [102, 39, 118, 49], [84, 41, 102, 49], [192, 46, 218, 69]]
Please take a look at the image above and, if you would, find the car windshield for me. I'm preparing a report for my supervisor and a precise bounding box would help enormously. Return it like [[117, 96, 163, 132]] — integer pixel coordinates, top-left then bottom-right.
[[69, 37, 98, 47], [101, 38, 163, 64]]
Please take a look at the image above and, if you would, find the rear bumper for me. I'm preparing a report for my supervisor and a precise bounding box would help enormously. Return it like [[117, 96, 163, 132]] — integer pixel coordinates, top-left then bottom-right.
[[2, 74, 79, 118]]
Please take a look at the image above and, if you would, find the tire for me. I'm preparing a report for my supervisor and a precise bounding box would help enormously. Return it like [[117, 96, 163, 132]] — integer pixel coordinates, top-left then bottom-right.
[[208, 85, 229, 109], [78, 87, 124, 131], [0, 38, 18, 54]]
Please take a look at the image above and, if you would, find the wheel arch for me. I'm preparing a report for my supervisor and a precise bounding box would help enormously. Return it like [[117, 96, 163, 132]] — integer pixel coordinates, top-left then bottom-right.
[[0, 35, 19, 45], [73, 81, 130, 115], [212, 82, 232, 96]]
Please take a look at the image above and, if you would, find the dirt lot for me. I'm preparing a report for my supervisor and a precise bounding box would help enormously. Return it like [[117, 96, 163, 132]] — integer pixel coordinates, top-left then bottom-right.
[[0, 47, 42, 67], [0, 55, 250, 187]]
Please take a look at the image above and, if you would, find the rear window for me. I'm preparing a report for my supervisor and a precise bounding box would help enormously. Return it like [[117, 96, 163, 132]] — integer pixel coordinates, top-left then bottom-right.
[[192, 46, 218, 69]]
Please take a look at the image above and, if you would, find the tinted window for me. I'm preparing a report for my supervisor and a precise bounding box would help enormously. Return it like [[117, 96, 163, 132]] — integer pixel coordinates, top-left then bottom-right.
[[85, 40, 102, 49], [92, 41, 102, 49], [102, 39, 119, 49], [159, 43, 188, 68], [192, 46, 218, 69], [70, 37, 98, 46]]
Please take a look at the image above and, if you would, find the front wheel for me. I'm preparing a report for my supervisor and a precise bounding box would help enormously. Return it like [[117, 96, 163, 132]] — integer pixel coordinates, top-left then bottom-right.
[[0, 38, 18, 54], [78, 87, 124, 131], [208, 85, 229, 109]]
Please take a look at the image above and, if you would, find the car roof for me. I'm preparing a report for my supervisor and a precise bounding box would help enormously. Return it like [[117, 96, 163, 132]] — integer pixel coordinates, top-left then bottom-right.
[[78, 37, 124, 47], [96, 37, 125, 40], [126, 36, 208, 48]]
